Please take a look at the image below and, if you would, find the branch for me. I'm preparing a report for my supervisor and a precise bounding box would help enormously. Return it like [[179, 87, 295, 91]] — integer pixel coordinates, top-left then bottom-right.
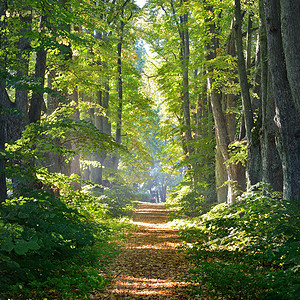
[[170, 0, 182, 39]]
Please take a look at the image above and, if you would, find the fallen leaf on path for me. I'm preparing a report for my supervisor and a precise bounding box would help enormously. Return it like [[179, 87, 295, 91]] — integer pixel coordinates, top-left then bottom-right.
[[96, 203, 192, 299]]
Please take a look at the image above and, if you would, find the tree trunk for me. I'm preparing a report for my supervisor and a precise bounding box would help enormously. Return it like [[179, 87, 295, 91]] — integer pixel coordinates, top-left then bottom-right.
[[234, 0, 261, 188], [112, 19, 124, 170], [81, 93, 94, 181], [261, 73, 283, 191], [44, 14, 73, 178], [209, 17, 245, 203], [279, 0, 300, 117], [29, 15, 47, 123], [0, 130, 7, 201], [263, 0, 300, 200], [116, 33, 123, 145], [90, 90, 106, 185], [47, 70, 59, 114], [205, 12, 236, 204], [215, 144, 228, 203], [234, 0, 254, 143], [15, 6, 32, 128], [0, 1, 8, 202], [259, 1, 283, 192], [70, 87, 81, 190], [179, 8, 193, 158], [246, 13, 253, 71]]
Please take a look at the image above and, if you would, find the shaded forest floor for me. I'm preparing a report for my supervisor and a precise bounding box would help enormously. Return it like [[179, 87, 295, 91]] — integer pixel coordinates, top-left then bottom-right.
[[97, 203, 191, 299]]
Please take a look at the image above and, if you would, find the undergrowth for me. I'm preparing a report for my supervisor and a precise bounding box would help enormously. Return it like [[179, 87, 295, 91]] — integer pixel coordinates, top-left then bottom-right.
[[0, 117, 137, 299], [171, 183, 300, 299], [167, 182, 214, 218], [0, 186, 135, 299]]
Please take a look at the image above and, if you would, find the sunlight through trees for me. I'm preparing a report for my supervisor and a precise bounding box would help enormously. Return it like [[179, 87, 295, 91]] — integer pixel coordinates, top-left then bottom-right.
[[0, 0, 299, 298]]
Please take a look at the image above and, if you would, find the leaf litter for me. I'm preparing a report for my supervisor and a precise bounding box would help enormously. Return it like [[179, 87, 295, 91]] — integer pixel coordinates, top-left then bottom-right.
[[95, 203, 192, 299]]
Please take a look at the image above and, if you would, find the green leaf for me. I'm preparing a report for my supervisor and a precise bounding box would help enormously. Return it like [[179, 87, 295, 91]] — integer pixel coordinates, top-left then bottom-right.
[[14, 240, 29, 255], [18, 211, 29, 219], [27, 240, 40, 251], [1, 239, 14, 252]]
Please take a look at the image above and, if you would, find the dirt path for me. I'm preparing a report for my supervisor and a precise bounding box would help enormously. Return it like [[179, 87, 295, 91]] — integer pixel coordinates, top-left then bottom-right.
[[99, 202, 191, 299]]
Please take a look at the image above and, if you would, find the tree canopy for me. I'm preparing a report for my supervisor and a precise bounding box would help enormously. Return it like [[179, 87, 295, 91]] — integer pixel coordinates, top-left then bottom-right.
[[0, 0, 299, 298]]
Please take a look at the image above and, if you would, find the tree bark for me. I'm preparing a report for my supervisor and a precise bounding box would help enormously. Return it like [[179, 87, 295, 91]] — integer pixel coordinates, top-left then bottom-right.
[[116, 33, 123, 147], [209, 17, 246, 203], [259, 0, 283, 192], [15, 6, 32, 128], [0, 89, 8, 202], [70, 87, 81, 190], [29, 15, 47, 123], [234, 0, 261, 187], [0, 1, 8, 202], [246, 13, 253, 71], [234, 0, 254, 143], [279, 0, 300, 117], [112, 19, 125, 170], [179, 5, 193, 158], [90, 90, 107, 185], [263, 0, 300, 200], [215, 143, 228, 203]]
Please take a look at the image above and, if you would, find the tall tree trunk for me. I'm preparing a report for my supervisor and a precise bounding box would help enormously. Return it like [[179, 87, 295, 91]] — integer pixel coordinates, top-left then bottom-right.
[[15, 6, 32, 128], [234, 0, 261, 188], [234, 0, 254, 144], [29, 15, 47, 123], [45, 13, 73, 177], [70, 87, 81, 190], [211, 18, 245, 203], [246, 13, 253, 71], [112, 19, 124, 170], [0, 1, 8, 202], [116, 32, 123, 147], [259, 1, 283, 192], [91, 27, 112, 181], [208, 86, 235, 204], [100, 80, 112, 173], [215, 143, 228, 203], [45, 70, 71, 177], [90, 90, 107, 185], [0, 115, 7, 202], [179, 7, 193, 158], [263, 0, 300, 200], [80, 93, 93, 181], [279, 0, 300, 117]]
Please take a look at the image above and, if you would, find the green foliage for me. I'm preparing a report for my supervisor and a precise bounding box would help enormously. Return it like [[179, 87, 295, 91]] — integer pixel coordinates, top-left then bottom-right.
[[136, 191, 152, 203], [226, 140, 248, 167], [187, 261, 297, 299], [0, 169, 128, 298], [87, 184, 139, 218], [176, 183, 300, 299], [20, 242, 118, 299], [167, 181, 214, 217], [0, 192, 99, 294], [0, 104, 132, 298]]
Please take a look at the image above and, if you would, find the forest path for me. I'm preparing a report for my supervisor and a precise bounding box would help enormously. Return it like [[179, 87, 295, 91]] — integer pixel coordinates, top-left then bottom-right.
[[98, 202, 191, 299]]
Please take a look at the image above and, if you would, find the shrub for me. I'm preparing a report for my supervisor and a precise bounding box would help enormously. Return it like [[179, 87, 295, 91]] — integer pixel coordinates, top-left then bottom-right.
[[0, 108, 129, 298], [22, 241, 119, 299], [0, 190, 101, 293], [179, 183, 300, 299], [136, 191, 152, 203], [167, 183, 213, 217], [86, 184, 139, 218]]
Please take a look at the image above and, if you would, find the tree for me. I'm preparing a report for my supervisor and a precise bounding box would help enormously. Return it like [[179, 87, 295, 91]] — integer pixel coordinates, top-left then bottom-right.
[[144, 0, 216, 202], [279, 0, 300, 117], [263, 0, 300, 200]]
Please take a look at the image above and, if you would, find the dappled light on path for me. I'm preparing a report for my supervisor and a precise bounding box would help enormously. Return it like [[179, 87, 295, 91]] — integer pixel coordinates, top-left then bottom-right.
[[98, 203, 191, 299]]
